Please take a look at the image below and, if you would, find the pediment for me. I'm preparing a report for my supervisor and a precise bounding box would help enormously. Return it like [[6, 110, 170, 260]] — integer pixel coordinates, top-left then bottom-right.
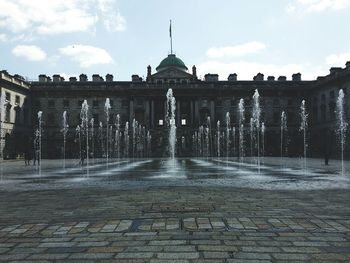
[[151, 67, 194, 79]]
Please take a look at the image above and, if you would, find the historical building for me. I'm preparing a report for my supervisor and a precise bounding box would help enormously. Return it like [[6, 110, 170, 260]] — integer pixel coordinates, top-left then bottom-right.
[[1, 54, 349, 159]]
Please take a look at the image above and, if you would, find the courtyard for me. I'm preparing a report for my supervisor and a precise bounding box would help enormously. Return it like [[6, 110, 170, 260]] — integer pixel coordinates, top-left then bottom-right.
[[0, 158, 349, 262]]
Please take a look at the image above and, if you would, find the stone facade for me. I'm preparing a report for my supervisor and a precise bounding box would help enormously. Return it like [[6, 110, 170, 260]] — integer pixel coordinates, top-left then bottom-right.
[[0, 70, 31, 159], [1, 55, 349, 159]]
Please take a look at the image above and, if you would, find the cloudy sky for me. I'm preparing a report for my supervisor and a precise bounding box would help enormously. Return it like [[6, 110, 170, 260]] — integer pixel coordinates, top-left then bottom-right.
[[0, 0, 349, 81]]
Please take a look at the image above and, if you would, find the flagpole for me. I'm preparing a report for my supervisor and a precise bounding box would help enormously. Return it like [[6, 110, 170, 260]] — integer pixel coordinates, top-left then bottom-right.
[[170, 20, 173, 54]]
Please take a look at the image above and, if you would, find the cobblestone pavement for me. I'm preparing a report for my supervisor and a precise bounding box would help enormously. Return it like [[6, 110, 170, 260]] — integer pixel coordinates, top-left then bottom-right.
[[0, 186, 349, 262]]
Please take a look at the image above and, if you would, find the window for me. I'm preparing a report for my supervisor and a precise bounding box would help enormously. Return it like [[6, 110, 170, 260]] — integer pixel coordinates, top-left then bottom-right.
[[48, 100, 55, 108], [15, 95, 20, 105], [48, 113, 55, 126], [330, 90, 335, 100], [63, 100, 69, 108], [92, 114, 99, 125], [273, 111, 279, 124], [78, 100, 83, 107], [158, 119, 164, 126], [181, 119, 187, 126], [136, 99, 143, 106], [93, 100, 99, 108], [122, 99, 128, 107], [5, 106, 10, 122], [5, 92, 10, 101], [288, 99, 292, 106]]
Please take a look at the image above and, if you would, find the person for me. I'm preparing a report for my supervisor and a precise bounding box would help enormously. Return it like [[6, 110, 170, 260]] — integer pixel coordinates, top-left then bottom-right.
[[24, 138, 31, 166], [33, 136, 40, 166]]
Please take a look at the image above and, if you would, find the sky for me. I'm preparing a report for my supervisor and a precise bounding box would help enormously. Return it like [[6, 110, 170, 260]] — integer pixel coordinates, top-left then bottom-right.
[[0, 0, 349, 81]]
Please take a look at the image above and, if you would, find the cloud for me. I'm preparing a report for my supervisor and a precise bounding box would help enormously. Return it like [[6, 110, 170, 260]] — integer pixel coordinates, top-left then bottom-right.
[[287, 0, 350, 13], [326, 51, 350, 65], [59, 44, 113, 67], [98, 0, 126, 32], [0, 33, 6, 42], [0, 0, 126, 36], [206, 42, 266, 59], [197, 60, 327, 80], [12, 45, 47, 61]]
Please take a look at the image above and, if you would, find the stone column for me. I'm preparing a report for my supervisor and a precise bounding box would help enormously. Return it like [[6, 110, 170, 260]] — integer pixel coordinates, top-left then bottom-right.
[[145, 99, 150, 128], [151, 100, 155, 128], [177, 100, 181, 126], [210, 100, 215, 123], [190, 100, 194, 125], [194, 100, 199, 125]]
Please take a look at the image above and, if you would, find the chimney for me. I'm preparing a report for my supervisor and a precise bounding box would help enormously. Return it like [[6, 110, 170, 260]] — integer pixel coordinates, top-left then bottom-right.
[[38, 74, 47, 82], [346, 61, 350, 69], [330, 67, 342, 74], [79, 74, 87, 82], [204, 73, 218, 82], [292, 73, 301, 81], [132, 74, 142, 82], [267, 76, 275, 81], [106, 74, 114, 82], [192, 65, 197, 77], [253, 73, 264, 81], [278, 76, 287, 81], [228, 73, 237, 81], [53, 74, 61, 82], [92, 74, 101, 82], [69, 77, 77, 82], [147, 65, 152, 79]]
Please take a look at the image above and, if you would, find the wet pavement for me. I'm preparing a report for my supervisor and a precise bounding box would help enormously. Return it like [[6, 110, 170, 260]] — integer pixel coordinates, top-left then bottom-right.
[[0, 158, 349, 262], [0, 157, 349, 191]]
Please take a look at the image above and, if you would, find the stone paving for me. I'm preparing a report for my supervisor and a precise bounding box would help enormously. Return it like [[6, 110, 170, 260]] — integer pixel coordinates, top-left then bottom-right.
[[0, 185, 349, 262]]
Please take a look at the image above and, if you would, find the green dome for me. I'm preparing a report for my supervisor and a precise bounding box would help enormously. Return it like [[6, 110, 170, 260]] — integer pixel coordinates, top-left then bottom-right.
[[156, 54, 188, 72]]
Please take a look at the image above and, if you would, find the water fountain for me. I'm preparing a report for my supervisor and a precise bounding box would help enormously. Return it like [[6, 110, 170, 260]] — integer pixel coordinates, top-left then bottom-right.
[[198, 126, 203, 157], [80, 100, 89, 175], [147, 131, 152, 157], [124, 121, 129, 158], [300, 100, 308, 172], [98, 121, 104, 158], [238, 99, 245, 163], [261, 122, 265, 164], [336, 89, 348, 176], [225, 112, 230, 161], [76, 125, 81, 165], [37, 111, 43, 176], [250, 117, 254, 161], [115, 114, 121, 160], [132, 118, 137, 158], [0, 90, 5, 180], [104, 98, 111, 168], [252, 89, 261, 172], [216, 121, 220, 157], [232, 126, 236, 159], [280, 111, 288, 164], [61, 111, 69, 170], [166, 89, 176, 159], [205, 127, 210, 158], [90, 118, 95, 165], [207, 116, 212, 156]]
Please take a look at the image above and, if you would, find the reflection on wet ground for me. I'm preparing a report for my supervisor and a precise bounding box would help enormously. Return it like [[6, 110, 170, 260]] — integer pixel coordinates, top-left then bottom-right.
[[0, 158, 349, 191]]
